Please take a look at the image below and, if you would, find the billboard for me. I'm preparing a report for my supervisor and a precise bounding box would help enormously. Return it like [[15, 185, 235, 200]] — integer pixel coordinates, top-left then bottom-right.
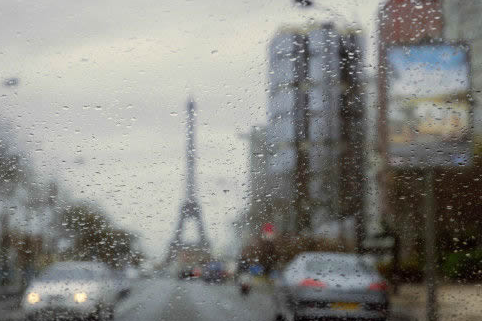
[[386, 44, 471, 166]]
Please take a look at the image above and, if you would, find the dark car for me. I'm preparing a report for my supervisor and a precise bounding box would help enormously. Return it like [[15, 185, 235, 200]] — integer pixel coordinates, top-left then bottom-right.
[[178, 265, 202, 280], [273, 252, 389, 321], [202, 262, 226, 284]]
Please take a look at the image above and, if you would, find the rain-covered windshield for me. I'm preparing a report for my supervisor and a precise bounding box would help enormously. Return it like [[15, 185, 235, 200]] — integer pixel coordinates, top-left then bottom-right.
[[1, 1, 481, 321]]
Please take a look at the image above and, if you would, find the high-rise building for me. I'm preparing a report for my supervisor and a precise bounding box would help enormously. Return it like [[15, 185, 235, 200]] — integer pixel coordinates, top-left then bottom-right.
[[239, 126, 270, 242], [249, 23, 366, 243], [266, 24, 343, 234]]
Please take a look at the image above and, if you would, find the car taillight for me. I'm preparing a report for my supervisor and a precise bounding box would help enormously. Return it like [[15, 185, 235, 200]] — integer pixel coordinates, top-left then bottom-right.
[[369, 282, 387, 291], [299, 278, 326, 287], [192, 268, 202, 277]]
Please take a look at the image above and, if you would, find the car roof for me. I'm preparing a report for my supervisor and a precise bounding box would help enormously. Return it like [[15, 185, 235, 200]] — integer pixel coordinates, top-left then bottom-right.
[[287, 252, 363, 271], [294, 252, 360, 262]]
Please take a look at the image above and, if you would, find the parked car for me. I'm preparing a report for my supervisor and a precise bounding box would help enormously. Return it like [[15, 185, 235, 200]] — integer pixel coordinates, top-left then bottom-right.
[[22, 261, 125, 320], [273, 252, 389, 321]]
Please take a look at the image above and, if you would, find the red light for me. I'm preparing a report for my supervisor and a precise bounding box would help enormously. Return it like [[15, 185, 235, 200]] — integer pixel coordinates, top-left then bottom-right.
[[299, 278, 326, 287], [369, 282, 387, 291], [261, 223, 275, 234], [192, 267, 202, 277]]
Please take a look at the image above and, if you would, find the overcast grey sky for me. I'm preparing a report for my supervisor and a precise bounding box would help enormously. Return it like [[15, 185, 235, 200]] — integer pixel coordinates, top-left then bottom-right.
[[0, 0, 381, 258]]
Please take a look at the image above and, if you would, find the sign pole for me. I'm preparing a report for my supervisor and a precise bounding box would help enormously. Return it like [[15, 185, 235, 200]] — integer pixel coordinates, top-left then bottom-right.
[[425, 167, 437, 321]]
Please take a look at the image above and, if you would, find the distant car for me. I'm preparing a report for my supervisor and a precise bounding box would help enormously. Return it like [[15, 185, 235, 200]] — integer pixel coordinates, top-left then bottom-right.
[[23, 261, 125, 321], [178, 268, 193, 279], [202, 261, 226, 284], [273, 252, 389, 321], [178, 265, 202, 280]]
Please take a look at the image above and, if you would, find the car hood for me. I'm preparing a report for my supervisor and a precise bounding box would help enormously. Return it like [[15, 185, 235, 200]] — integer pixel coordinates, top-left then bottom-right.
[[26, 280, 103, 296]]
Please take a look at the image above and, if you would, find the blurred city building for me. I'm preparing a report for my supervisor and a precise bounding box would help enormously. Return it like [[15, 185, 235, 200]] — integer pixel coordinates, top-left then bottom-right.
[[241, 23, 368, 247], [237, 126, 269, 245]]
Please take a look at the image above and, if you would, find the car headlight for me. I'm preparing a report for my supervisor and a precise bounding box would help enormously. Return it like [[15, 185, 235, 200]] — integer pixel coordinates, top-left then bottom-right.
[[73, 292, 88, 303], [27, 292, 40, 304]]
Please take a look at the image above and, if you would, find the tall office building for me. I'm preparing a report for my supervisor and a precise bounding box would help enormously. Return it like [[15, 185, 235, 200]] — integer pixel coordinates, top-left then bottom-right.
[[264, 24, 365, 238]]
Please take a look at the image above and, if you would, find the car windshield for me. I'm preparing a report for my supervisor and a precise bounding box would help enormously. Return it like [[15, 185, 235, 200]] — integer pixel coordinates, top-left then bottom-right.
[[2, 1, 481, 321]]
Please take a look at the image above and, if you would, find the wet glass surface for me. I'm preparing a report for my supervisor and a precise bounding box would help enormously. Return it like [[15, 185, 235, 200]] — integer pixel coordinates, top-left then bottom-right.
[[0, 1, 481, 320]]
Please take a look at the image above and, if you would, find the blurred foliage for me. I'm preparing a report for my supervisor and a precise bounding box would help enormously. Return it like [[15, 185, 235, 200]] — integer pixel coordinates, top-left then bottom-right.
[[439, 232, 482, 282], [378, 247, 482, 283], [61, 204, 143, 269], [0, 119, 144, 281], [388, 166, 482, 261], [377, 258, 424, 283], [441, 249, 482, 281]]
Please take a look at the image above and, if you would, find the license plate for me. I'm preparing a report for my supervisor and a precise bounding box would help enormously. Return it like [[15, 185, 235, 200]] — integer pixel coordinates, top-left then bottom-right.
[[331, 302, 360, 310]]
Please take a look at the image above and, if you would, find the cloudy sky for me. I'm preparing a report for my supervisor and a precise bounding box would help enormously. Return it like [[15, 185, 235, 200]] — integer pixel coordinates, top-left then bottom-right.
[[0, 0, 380, 259]]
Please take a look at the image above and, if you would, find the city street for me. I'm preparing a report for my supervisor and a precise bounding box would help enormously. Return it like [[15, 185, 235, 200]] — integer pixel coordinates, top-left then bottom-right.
[[114, 278, 277, 321], [1, 278, 277, 321], [0, 1, 480, 321], [1, 277, 415, 321]]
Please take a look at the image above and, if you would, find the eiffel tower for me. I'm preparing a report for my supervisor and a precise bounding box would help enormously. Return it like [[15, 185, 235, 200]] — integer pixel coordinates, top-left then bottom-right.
[[165, 98, 210, 265]]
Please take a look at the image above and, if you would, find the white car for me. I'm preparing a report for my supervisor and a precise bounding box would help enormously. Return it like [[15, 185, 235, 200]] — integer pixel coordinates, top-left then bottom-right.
[[23, 261, 124, 320], [273, 252, 389, 321]]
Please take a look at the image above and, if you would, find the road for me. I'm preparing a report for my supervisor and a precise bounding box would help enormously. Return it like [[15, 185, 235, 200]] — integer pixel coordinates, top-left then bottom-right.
[[1, 278, 412, 320], [112, 278, 413, 321], [114, 278, 276, 321]]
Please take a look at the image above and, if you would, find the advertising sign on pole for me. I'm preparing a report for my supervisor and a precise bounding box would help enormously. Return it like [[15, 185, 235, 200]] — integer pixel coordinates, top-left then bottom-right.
[[387, 44, 472, 321], [386, 44, 472, 167]]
